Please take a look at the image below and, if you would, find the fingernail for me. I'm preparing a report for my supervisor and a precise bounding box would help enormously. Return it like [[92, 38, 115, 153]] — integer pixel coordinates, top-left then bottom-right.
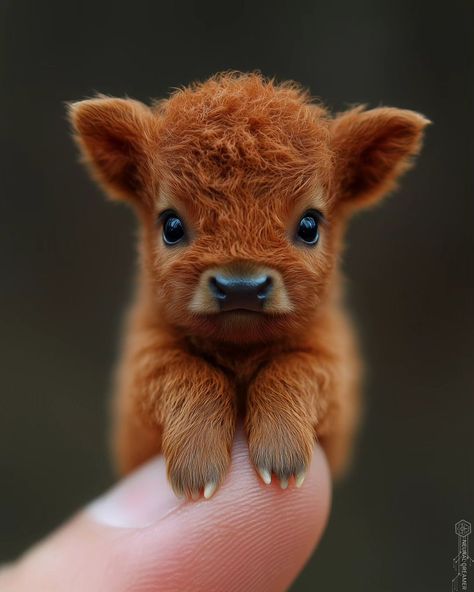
[[87, 456, 183, 528]]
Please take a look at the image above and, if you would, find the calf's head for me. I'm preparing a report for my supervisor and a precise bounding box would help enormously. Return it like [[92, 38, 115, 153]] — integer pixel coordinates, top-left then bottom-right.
[[70, 73, 428, 344]]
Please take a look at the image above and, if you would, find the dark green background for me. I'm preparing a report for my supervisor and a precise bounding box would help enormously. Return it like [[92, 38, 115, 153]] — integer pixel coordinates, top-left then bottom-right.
[[1, 1, 473, 590]]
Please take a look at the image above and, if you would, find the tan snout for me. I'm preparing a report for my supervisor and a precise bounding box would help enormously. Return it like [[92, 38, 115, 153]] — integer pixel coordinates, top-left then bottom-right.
[[189, 262, 293, 315]]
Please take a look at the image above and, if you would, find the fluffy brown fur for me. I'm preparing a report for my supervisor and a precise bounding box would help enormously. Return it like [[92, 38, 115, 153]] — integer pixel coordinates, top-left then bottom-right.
[[69, 72, 429, 498]]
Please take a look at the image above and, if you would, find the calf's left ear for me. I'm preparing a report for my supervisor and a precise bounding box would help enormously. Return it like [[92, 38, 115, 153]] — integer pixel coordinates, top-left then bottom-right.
[[68, 97, 157, 203], [331, 106, 430, 211]]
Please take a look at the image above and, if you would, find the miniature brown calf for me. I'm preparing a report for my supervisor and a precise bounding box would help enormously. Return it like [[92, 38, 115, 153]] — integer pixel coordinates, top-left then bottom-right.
[[69, 73, 428, 498]]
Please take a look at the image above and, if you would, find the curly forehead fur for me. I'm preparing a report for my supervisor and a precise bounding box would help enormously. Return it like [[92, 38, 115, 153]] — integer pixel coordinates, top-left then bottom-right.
[[154, 73, 332, 204]]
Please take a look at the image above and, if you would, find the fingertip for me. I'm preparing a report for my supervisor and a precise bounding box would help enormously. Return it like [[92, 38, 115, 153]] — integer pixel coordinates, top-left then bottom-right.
[[23, 433, 331, 592], [124, 432, 331, 592]]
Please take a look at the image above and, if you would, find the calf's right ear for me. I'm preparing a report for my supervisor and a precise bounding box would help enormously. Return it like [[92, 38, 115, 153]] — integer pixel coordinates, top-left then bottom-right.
[[68, 97, 157, 203]]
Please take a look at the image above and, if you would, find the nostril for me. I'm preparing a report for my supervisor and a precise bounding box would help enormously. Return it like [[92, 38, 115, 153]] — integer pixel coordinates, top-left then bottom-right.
[[209, 276, 227, 301], [256, 276, 273, 301], [209, 273, 273, 310]]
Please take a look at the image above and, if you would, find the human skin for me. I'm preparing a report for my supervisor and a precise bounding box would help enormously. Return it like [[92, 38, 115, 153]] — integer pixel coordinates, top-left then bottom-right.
[[0, 433, 330, 592]]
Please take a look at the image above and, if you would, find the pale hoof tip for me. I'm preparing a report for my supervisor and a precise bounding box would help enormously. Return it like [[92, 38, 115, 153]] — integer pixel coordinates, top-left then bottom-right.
[[295, 472, 306, 488], [204, 482, 218, 499], [259, 468, 272, 485], [280, 478, 289, 490]]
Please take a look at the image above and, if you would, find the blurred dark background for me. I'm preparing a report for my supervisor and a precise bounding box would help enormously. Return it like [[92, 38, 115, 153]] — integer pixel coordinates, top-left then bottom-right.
[[1, 1, 473, 590]]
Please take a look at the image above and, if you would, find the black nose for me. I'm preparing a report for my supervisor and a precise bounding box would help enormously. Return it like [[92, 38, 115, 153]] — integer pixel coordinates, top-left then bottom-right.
[[209, 274, 273, 312]]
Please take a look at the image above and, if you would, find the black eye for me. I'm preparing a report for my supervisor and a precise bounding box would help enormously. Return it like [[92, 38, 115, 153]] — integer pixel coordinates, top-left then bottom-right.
[[162, 213, 185, 245], [296, 211, 321, 245]]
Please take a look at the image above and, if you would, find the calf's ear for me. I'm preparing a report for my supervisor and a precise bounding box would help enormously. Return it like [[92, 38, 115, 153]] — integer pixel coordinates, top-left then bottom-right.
[[68, 97, 157, 203], [331, 106, 430, 211]]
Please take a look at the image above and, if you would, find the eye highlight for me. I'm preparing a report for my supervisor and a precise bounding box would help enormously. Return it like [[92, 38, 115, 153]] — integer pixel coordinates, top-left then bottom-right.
[[296, 211, 321, 245], [159, 211, 186, 245]]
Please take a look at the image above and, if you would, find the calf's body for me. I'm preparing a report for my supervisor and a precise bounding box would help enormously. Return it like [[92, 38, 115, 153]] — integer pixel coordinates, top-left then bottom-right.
[[114, 274, 360, 492], [69, 73, 428, 498]]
